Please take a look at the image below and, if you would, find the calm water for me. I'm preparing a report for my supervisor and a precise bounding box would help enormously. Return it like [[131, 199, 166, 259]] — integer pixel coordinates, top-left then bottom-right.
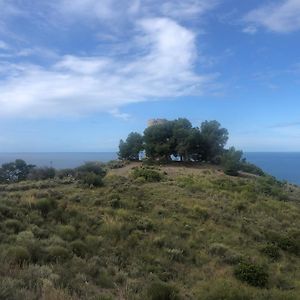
[[0, 152, 299, 185], [244, 152, 300, 185], [0, 152, 117, 169]]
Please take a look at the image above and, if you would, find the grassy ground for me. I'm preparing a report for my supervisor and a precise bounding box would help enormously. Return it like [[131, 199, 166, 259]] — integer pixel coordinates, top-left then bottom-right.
[[0, 163, 300, 299]]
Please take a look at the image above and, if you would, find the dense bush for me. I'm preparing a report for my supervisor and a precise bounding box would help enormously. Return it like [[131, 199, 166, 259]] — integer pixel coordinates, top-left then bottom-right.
[[76, 161, 106, 177], [76, 162, 107, 187], [35, 198, 57, 217], [0, 277, 25, 300], [6, 246, 31, 265], [57, 168, 76, 179], [266, 231, 300, 256], [0, 159, 34, 183], [58, 225, 77, 241], [28, 167, 56, 180], [4, 219, 24, 233], [46, 245, 70, 262], [221, 147, 243, 176], [132, 167, 162, 182], [147, 281, 180, 300], [70, 240, 87, 257], [79, 172, 104, 187], [261, 244, 281, 261], [240, 162, 265, 176], [234, 262, 268, 288]]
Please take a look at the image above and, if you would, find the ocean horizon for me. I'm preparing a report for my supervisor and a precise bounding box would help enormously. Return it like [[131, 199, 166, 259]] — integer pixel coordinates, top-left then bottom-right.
[[0, 152, 300, 185]]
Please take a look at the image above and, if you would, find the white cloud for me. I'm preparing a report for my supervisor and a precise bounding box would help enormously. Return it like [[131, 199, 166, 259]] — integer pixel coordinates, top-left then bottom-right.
[[0, 40, 9, 49], [245, 0, 300, 33], [242, 26, 257, 35], [0, 18, 214, 118], [58, 0, 217, 21]]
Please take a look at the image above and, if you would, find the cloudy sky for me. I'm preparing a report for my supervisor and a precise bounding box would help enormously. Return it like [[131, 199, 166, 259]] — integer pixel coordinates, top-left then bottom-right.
[[0, 0, 299, 152]]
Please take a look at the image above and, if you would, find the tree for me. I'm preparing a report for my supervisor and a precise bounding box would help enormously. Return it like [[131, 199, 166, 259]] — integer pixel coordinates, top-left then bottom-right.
[[171, 118, 193, 161], [118, 132, 143, 161], [0, 159, 35, 183], [143, 122, 173, 161], [221, 147, 243, 176], [200, 120, 229, 162]]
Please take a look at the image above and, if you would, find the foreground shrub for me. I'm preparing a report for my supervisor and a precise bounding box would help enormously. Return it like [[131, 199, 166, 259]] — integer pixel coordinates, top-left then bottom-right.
[[4, 219, 24, 233], [261, 244, 281, 261], [35, 198, 57, 217], [79, 172, 104, 187], [70, 240, 87, 257], [234, 262, 268, 288], [132, 167, 162, 182], [76, 161, 106, 177], [28, 167, 56, 180], [266, 231, 300, 256], [240, 162, 265, 176], [147, 281, 180, 300], [58, 225, 77, 241], [221, 147, 243, 176], [7, 246, 30, 265], [46, 245, 70, 262], [0, 277, 25, 300]]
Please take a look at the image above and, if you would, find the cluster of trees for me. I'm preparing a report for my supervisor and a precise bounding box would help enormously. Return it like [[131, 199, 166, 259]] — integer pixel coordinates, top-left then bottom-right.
[[119, 118, 265, 177], [0, 159, 36, 183], [119, 119, 229, 163]]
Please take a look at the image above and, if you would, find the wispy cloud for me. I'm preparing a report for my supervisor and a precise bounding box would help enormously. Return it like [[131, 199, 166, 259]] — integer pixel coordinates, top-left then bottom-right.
[[0, 17, 215, 118], [244, 0, 300, 33], [269, 121, 300, 129], [0, 0, 219, 119]]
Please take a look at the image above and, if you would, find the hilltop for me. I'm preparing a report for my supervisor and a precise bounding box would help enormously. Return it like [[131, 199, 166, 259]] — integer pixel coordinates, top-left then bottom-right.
[[0, 162, 300, 299]]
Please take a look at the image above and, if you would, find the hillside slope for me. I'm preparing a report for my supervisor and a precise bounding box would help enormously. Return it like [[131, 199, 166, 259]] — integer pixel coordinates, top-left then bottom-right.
[[0, 163, 300, 299]]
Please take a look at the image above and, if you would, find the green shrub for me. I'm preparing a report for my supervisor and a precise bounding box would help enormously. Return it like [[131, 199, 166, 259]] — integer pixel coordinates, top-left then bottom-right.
[[58, 225, 77, 241], [221, 147, 243, 177], [28, 167, 56, 180], [4, 219, 23, 233], [79, 172, 104, 187], [266, 231, 300, 256], [57, 168, 76, 179], [35, 198, 57, 217], [132, 167, 162, 182], [71, 240, 87, 257], [76, 161, 107, 176], [234, 262, 268, 288], [261, 244, 281, 261], [7, 246, 30, 264], [0, 277, 25, 300], [240, 162, 265, 176], [46, 245, 70, 262], [147, 281, 180, 300], [108, 193, 122, 208]]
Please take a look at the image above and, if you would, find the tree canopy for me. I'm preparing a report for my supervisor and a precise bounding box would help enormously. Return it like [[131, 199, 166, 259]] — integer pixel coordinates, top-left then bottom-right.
[[119, 118, 229, 163], [118, 132, 143, 161]]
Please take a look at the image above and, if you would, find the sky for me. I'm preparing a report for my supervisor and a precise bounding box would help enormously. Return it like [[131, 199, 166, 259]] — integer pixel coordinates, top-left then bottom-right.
[[0, 0, 299, 152]]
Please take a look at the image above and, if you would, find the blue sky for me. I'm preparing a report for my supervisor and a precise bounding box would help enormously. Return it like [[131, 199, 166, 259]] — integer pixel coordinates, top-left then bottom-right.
[[0, 0, 299, 152]]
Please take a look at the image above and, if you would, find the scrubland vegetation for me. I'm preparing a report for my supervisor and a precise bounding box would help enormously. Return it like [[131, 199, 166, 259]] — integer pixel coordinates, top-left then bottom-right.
[[0, 160, 300, 299], [0, 120, 299, 299]]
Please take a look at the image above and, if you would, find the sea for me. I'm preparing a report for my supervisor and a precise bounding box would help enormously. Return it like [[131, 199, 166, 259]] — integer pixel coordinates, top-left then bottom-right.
[[0, 152, 300, 185]]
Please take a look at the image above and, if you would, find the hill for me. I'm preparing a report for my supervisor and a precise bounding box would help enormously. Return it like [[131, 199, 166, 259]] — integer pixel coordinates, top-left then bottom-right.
[[0, 162, 300, 299]]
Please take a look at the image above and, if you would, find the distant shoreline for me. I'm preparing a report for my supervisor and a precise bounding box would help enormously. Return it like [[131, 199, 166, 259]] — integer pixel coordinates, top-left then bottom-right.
[[0, 152, 300, 185]]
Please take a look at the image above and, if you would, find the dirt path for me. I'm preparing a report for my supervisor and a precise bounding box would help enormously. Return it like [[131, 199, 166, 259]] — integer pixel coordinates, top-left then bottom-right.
[[108, 162, 142, 176]]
